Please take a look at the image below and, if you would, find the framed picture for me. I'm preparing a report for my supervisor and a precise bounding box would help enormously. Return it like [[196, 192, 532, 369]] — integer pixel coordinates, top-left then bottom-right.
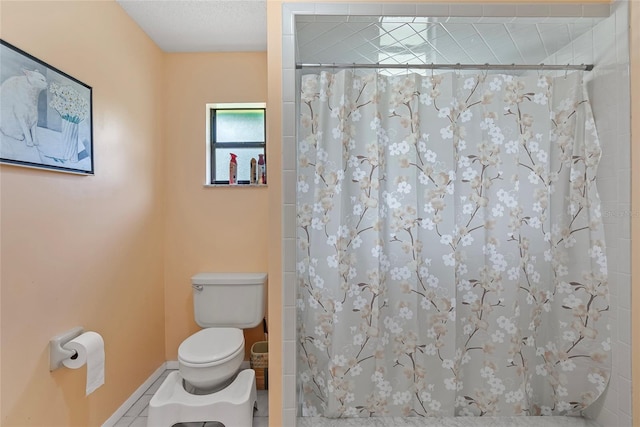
[[0, 40, 93, 175]]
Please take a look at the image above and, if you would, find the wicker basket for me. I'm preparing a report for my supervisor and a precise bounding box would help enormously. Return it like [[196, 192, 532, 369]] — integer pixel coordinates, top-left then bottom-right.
[[250, 341, 269, 369], [250, 341, 269, 389]]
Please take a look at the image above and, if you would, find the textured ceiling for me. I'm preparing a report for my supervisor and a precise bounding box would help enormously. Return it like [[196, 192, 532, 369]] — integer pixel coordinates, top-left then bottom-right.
[[116, 0, 267, 52], [115, 0, 603, 66], [296, 16, 604, 71]]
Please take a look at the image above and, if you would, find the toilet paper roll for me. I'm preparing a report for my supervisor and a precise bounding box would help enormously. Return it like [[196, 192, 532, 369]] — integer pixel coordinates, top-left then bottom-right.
[[62, 331, 105, 395]]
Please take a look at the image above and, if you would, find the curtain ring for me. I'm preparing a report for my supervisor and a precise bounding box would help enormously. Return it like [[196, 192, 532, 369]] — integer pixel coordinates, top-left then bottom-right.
[[538, 63, 544, 78], [565, 64, 569, 79], [483, 63, 489, 79], [431, 63, 435, 78]]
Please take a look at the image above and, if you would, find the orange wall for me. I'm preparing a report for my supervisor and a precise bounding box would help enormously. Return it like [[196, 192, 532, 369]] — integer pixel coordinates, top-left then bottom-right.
[[0, 1, 166, 426], [163, 52, 269, 362]]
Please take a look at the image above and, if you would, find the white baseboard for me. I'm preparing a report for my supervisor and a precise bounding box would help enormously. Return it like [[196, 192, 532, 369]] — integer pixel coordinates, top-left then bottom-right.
[[101, 363, 167, 427]]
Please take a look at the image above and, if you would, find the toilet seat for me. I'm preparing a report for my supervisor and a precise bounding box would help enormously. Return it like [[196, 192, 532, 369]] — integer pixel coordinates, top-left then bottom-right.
[[178, 327, 244, 368]]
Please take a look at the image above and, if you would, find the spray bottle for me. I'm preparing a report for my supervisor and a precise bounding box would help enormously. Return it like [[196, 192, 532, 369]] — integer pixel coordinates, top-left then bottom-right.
[[229, 153, 238, 185], [250, 158, 257, 184], [258, 154, 266, 185]]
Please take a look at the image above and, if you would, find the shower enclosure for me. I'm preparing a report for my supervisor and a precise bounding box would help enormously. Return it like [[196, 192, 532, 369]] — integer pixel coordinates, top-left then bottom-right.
[[279, 2, 631, 426]]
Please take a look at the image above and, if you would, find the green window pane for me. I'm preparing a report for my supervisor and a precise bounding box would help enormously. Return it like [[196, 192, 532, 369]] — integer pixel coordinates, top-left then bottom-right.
[[215, 110, 265, 143], [215, 148, 266, 183]]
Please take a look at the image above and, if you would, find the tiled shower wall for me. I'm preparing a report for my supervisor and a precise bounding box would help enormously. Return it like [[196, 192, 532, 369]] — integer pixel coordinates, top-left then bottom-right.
[[560, 2, 631, 426], [280, 3, 631, 426]]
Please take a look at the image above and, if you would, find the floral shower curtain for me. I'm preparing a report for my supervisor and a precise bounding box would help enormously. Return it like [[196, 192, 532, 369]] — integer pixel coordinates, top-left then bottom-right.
[[296, 69, 610, 418]]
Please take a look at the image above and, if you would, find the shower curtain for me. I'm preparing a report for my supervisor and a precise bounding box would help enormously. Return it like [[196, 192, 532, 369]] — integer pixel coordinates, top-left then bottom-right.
[[296, 69, 610, 418]]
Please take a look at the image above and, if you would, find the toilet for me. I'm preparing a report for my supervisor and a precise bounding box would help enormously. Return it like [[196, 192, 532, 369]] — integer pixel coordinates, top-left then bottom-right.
[[148, 272, 267, 427]]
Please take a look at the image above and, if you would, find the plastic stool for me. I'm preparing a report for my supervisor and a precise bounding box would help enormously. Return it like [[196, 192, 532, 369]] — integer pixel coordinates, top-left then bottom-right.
[[147, 369, 257, 427]]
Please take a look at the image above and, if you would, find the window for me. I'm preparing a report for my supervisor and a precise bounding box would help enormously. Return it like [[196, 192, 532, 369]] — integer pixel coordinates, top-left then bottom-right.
[[206, 103, 266, 185]]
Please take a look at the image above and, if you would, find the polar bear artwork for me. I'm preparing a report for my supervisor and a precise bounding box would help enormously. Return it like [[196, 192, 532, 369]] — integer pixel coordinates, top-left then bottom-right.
[[0, 69, 48, 146]]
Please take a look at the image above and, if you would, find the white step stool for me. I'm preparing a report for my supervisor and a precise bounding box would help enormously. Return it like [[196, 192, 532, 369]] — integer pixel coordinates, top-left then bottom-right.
[[147, 369, 257, 427]]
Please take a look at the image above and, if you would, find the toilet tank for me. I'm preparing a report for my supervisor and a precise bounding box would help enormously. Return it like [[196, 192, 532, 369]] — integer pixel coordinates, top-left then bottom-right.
[[191, 272, 267, 328]]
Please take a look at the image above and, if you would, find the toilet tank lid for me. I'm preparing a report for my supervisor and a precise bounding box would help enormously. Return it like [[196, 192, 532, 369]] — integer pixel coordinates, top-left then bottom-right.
[[191, 272, 267, 285]]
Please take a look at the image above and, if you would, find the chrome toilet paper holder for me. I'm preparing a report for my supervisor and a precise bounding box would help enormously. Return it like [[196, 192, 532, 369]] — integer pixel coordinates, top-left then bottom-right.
[[49, 326, 83, 371]]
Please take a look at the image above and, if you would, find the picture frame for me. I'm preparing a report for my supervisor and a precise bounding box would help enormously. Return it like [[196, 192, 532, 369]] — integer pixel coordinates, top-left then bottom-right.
[[0, 39, 93, 175]]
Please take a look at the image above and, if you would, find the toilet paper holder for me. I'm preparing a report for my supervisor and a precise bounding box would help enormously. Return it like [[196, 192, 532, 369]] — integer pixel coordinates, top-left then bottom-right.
[[49, 326, 83, 371]]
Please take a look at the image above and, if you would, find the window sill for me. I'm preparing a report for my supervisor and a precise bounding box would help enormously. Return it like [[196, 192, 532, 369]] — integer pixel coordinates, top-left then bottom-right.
[[203, 183, 268, 188]]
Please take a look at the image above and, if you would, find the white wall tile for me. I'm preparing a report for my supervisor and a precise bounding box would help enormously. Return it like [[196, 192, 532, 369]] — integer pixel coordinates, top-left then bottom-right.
[[596, 177, 618, 202], [348, 3, 383, 16], [618, 238, 631, 275], [381, 3, 416, 16], [616, 133, 631, 170], [482, 4, 517, 18], [596, 152, 616, 179], [548, 4, 583, 18], [617, 169, 631, 204], [618, 412, 633, 427], [284, 271, 296, 307], [583, 3, 612, 18], [516, 4, 550, 17], [283, 69, 296, 103], [595, 407, 618, 427], [614, 3, 629, 58], [284, 306, 296, 340], [618, 378, 631, 415], [283, 169, 296, 205], [618, 308, 631, 346], [283, 340, 296, 375], [283, 374, 297, 409], [617, 94, 631, 139], [593, 15, 616, 65], [315, 3, 349, 15], [617, 272, 631, 310], [554, 44, 574, 66], [415, 4, 449, 17], [282, 6, 296, 36], [283, 102, 296, 138], [284, 204, 296, 239], [617, 343, 632, 381], [284, 3, 316, 16], [572, 33, 594, 66], [282, 136, 296, 171], [282, 408, 297, 427], [284, 237, 296, 273], [449, 4, 483, 17], [282, 35, 296, 70]]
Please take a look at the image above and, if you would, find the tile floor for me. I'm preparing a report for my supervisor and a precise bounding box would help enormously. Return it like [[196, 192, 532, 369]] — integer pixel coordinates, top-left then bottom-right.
[[296, 416, 600, 427], [112, 371, 598, 427], [112, 370, 269, 427]]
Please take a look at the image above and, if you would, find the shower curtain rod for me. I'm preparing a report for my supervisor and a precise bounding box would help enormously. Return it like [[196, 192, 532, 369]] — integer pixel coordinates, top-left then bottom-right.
[[296, 62, 594, 71]]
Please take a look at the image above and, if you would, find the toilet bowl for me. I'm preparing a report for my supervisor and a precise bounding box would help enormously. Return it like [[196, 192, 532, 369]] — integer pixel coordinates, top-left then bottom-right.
[[178, 327, 245, 392]]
